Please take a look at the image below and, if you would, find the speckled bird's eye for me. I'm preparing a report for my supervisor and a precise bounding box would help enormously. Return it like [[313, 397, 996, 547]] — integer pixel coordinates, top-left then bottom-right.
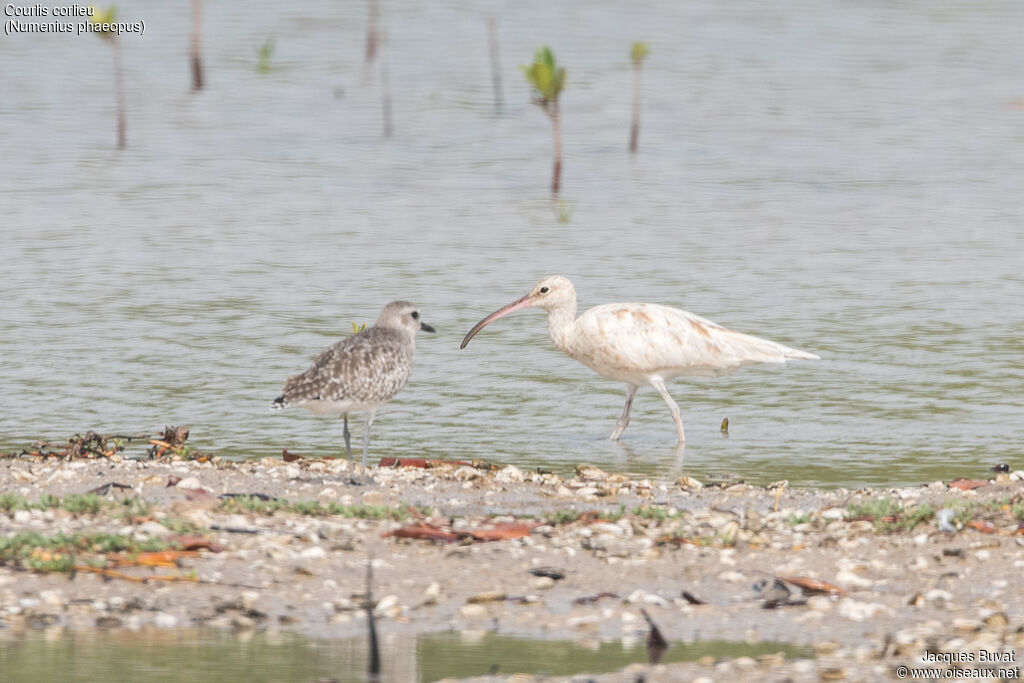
[[411, 311, 419, 319], [540, 287, 549, 294]]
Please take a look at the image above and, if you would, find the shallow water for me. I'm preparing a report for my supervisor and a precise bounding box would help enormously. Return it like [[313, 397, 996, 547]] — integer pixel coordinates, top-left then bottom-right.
[[0, 628, 813, 682], [2, 1, 1023, 487]]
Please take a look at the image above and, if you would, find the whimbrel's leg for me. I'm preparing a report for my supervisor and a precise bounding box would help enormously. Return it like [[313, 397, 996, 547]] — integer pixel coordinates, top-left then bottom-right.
[[609, 384, 639, 440], [650, 377, 685, 443], [362, 410, 376, 471]]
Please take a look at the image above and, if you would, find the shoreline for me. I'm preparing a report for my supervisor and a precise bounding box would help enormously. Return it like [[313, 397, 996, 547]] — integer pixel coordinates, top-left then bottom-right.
[[2, 454, 1023, 681]]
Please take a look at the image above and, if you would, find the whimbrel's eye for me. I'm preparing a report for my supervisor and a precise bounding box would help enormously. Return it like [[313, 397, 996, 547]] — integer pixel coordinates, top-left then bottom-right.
[[539, 287, 550, 294], [411, 311, 419, 320]]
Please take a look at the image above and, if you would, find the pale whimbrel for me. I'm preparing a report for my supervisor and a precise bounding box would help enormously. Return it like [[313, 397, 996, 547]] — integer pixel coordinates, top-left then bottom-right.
[[273, 301, 434, 477], [461, 276, 817, 442]]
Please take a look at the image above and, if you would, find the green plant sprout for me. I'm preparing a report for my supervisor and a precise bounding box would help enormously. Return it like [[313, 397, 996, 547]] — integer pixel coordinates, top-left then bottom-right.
[[629, 42, 649, 154], [89, 5, 126, 148], [257, 38, 274, 74], [522, 46, 566, 195]]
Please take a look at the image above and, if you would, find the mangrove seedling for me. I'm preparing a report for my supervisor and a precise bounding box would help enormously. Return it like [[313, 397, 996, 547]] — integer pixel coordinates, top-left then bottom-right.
[[365, 0, 379, 63], [257, 38, 275, 74], [629, 41, 649, 154], [487, 15, 504, 113], [521, 46, 566, 195], [89, 5, 126, 148], [190, 0, 204, 89], [380, 31, 393, 138]]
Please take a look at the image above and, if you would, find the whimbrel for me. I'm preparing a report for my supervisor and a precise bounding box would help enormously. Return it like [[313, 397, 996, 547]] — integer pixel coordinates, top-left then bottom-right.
[[274, 301, 434, 478], [461, 276, 817, 442]]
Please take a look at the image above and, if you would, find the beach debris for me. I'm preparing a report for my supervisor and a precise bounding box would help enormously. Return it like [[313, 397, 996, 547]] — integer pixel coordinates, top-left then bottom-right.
[[528, 567, 566, 581], [991, 463, 1010, 473], [677, 475, 704, 491], [384, 520, 537, 544], [720, 417, 729, 434], [753, 577, 791, 602], [681, 591, 706, 605], [572, 592, 619, 606], [377, 457, 482, 469], [383, 523, 461, 543], [87, 482, 132, 495], [574, 464, 608, 481], [778, 576, 846, 597], [640, 607, 668, 664], [936, 508, 958, 532], [218, 492, 279, 502], [467, 590, 507, 604], [3, 431, 146, 460], [752, 577, 808, 608], [947, 478, 987, 491]]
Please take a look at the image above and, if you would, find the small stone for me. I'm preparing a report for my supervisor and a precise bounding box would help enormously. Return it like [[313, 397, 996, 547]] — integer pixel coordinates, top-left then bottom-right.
[[459, 604, 489, 619], [625, 589, 669, 607], [154, 613, 178, 628], [806, 596, 834, 612], [677, 476, 704, 491], [574, 465, 607, 481], [300, 546, 326, 559], [240, 591, 260, 611], [361, 490, 385, 506], [39, 590, 63, 608], [952, 618, 983, 633], [467, 590, 505, 604], [984, 612, 1009, 630], [421, 582, 442, 605], [837, 599, 892, 621], [373, 595, 401, 618], [530, 576, 556, 590], [495, 465, 524, 483]]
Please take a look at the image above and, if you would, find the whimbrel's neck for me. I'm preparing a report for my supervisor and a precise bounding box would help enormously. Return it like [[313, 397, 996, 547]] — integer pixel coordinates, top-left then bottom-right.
[[545, 301, 578, 353]]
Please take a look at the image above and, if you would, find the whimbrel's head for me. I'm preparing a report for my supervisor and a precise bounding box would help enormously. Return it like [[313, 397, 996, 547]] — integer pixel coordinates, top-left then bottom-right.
[[460, 276, 577, 349], [375, 301, 436, 338]]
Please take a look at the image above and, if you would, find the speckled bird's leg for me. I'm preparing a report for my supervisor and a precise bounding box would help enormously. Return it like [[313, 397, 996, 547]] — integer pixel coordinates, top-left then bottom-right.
[[342, 413, 353, 471], [650, 377, 685, 443], [362, 410, 376, 472], [609, 384, 638, 440]]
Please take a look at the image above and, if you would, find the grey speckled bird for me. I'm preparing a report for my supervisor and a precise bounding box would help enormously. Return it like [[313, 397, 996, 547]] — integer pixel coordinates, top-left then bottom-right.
[[272, 301, 435, 479]]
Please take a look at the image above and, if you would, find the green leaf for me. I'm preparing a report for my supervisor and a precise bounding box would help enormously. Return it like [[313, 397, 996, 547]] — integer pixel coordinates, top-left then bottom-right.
[[521, 45, 566, 108], [631, 41, 650, 65]]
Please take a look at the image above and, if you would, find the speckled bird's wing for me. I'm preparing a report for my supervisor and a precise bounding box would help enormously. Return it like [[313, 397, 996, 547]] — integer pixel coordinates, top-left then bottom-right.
[[280, 327, 414, 405], [570, 303, 814, 379]]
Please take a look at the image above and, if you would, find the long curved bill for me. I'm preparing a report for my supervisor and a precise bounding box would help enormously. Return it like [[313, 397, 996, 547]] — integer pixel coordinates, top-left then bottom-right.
[[460, 294, 533, 349]]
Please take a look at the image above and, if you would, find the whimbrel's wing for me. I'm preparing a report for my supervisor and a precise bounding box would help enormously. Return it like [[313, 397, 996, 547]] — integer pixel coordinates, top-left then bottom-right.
[[573, 303, 818, 379]]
